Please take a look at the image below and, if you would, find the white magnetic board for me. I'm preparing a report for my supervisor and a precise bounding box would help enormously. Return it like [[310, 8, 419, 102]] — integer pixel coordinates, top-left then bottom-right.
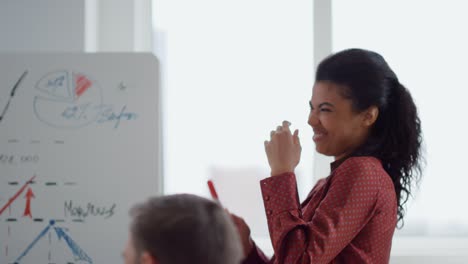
[[0, 53, 161, 264]]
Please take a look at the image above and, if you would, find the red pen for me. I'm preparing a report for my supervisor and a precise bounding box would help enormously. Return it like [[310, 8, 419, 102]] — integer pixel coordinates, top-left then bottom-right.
[[207, 180, 219, 200]]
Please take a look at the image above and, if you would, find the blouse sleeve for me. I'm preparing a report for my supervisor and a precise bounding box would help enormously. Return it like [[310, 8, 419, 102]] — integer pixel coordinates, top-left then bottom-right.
[[242, 241, 270, 264], [260, 158, 382, 264]]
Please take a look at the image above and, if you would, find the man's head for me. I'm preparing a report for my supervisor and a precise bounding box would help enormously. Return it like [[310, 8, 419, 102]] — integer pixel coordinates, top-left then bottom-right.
[[123, 194, 243, 264]]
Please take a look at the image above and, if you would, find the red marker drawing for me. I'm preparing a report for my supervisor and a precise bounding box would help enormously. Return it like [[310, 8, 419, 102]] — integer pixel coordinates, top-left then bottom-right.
[[207, 180, 219, 200], [0, 175, 36, 216], [23, 187, 35, 218], [75, 74, 92, 98]]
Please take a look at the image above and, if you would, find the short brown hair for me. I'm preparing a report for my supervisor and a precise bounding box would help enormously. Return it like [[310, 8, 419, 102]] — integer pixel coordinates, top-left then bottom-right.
[[129, 194, 242, 264]]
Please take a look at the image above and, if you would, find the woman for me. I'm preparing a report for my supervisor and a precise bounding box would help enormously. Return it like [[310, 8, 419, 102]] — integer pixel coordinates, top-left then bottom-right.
[[231, 49, 423, 264]]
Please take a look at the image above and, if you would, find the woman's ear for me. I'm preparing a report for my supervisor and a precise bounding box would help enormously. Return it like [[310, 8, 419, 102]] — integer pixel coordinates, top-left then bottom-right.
[[140, 252, 158, 264], [363, 106, 379, 127]]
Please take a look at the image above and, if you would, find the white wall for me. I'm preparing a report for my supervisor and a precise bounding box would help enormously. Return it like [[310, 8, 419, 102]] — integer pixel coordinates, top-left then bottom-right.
[[0, 0, 86, 52], [391, 257, 468, 264], [0, 0, 152, 52]]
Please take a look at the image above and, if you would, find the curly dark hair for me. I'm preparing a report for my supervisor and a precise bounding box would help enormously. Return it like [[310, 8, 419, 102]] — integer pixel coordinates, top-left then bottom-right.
[[316, 49, 424, 227]]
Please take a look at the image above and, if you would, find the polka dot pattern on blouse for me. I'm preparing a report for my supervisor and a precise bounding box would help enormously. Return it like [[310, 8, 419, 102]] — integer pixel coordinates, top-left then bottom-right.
[[243, 156, 397, 264]]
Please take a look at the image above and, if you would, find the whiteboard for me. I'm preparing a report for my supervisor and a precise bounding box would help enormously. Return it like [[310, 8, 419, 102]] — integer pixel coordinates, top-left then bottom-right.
[[0, 53, 161, 264]]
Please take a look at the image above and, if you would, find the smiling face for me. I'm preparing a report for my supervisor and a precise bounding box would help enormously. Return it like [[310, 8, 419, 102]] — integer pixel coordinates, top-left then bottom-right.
[[308, 81, 377, 160]]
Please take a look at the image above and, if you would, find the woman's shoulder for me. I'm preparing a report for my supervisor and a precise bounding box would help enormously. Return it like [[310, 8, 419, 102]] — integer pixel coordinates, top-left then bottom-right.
[[334, 156, 386, 180], [342, 156, 382, 167], [328, 156, 393, 198]]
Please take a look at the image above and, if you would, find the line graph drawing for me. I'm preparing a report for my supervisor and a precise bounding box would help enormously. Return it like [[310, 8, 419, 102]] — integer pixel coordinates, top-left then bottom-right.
[[0, 175, 99, 264], [15, 220, 93, 264], [0, 174, 118, 264], [0, 70, 28, 123], [0, 175, 36, 217]]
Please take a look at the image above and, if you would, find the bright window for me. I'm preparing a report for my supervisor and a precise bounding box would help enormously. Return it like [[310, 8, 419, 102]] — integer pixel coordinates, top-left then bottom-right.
[[152, 0, 314, 242], [152, 0, 468, 258], [333, 0, 468, 237]]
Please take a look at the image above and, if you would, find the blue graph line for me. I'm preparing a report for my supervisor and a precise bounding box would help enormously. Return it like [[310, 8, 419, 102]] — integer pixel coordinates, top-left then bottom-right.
[[15, 224, 51, 263], [13, 220, 93, 264], [54, 226, 93, 264]]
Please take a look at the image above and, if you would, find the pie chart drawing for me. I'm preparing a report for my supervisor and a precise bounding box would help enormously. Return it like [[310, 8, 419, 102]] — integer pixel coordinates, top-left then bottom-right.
[[33, 70, 103, 129]]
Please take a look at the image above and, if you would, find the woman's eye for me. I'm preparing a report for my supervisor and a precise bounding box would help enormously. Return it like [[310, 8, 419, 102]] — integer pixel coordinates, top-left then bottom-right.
[[320, 108, 331, 112]]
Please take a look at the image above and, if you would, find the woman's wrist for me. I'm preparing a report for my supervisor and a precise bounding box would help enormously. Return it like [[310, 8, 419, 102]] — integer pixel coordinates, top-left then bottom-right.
[[270, 168, 294, 176]]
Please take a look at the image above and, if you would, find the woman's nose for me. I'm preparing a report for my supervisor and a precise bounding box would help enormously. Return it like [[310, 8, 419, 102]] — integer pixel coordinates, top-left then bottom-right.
[[308, 111, 318, 127]]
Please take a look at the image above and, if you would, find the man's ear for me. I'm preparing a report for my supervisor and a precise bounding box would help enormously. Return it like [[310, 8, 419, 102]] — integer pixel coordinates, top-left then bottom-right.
[[140, 251, 158, 264], [362, 106, 379, 127]]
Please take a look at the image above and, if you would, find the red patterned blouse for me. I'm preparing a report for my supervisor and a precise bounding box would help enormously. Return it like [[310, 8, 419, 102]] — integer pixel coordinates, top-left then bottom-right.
[[242, 156, 397, 264]]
